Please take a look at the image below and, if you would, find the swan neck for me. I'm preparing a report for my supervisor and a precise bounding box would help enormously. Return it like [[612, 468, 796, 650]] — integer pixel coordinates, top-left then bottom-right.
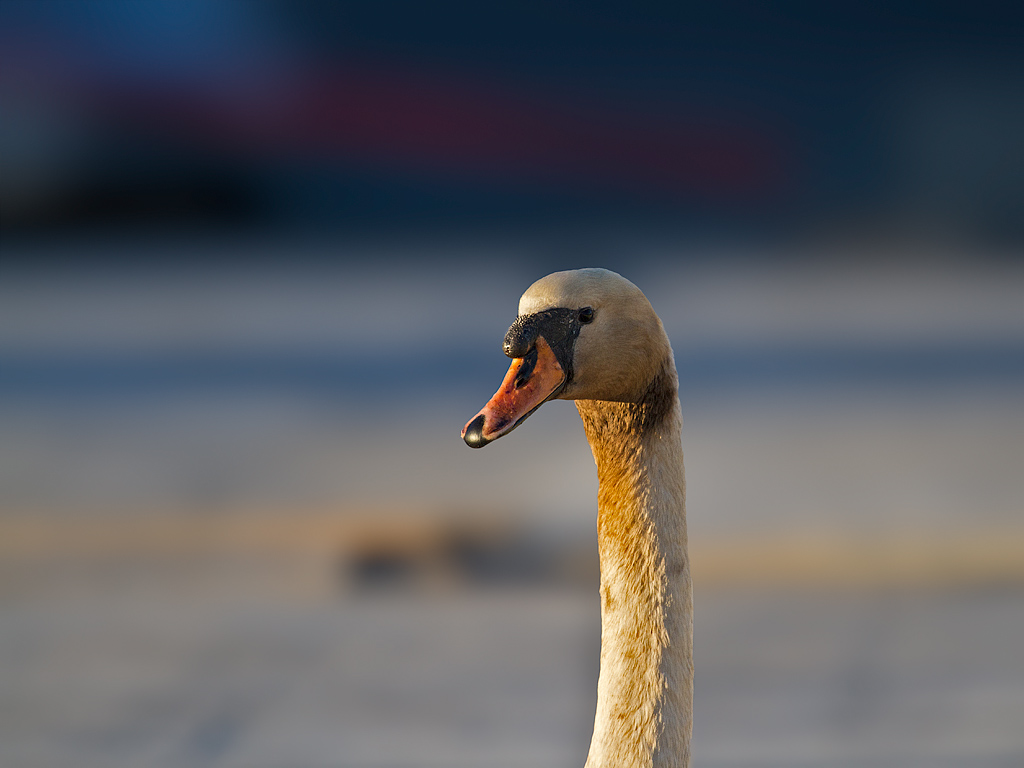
[[577, 361, 692, 768]]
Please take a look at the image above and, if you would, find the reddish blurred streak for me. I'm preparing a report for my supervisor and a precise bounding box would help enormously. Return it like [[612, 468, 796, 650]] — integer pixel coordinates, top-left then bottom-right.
[[133, 69, 787, 196], [2, 43, 788, 198]]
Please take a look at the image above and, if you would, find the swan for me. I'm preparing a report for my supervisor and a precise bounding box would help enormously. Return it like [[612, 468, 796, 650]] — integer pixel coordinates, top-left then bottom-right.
[[461, 268, 692, 768]]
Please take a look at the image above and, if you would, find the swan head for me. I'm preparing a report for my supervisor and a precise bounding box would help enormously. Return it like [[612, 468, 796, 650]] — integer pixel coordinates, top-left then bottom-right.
[[462, 268, 671, 447]]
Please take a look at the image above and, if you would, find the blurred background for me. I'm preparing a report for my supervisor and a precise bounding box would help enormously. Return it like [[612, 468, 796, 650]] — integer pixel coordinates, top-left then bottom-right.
[[1, 2, 1023, 767]]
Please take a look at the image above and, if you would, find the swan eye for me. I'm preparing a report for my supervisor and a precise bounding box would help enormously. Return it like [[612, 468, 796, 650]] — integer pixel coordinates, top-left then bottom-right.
[[578, 307, 595, 324]]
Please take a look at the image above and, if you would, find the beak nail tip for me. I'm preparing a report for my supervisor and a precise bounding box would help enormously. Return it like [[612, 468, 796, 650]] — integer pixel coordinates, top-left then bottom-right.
[[463, 414, 488, 448]]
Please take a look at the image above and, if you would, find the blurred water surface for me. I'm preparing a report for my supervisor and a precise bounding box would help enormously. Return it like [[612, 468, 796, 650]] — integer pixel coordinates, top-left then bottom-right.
[[4, 580, 1023, 768], [1, 238, 1023, 766], [2, 240, 1022, 531]]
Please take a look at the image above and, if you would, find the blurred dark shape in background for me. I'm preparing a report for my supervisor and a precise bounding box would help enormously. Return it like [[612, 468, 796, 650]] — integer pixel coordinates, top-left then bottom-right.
[[1, 0, 1021, 249]]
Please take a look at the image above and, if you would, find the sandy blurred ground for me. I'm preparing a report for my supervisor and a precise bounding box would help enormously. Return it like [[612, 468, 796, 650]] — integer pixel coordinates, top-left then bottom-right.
[[1, 241, 1023, 766]]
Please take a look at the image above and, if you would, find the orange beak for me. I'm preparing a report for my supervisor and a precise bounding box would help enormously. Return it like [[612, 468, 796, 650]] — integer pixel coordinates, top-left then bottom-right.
[[462, 336, 566, 448]]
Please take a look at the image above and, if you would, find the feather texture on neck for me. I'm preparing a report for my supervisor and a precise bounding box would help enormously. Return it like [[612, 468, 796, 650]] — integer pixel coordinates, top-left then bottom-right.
[[577, 357, 692, 768]]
